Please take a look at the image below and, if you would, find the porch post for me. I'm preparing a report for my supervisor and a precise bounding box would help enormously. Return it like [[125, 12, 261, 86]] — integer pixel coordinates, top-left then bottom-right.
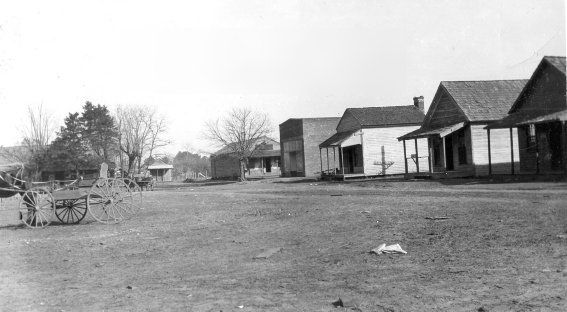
[[487, 129, 492, 175], [427, 138, 432, 173], [319, 148, 323, 175], [442, 136, 447, 173], [326, 148, 330, 174], [333, 147, 336, 174], [563, 121, 567, 175], [535, 125, 540, 174], [509, 128, 514, 175], [414, 138, 420, 173], [402, 140, 408, 174], [340, 146, 345, 176]]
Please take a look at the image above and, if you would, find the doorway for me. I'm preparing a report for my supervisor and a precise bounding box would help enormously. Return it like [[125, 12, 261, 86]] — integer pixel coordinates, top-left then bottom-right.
[[445, 136, 454, 171], [265, 158, 272, 173]]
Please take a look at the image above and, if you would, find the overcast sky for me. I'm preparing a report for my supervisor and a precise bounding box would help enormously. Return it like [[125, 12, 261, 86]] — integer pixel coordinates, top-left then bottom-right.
[[0, 0, 565, 155]]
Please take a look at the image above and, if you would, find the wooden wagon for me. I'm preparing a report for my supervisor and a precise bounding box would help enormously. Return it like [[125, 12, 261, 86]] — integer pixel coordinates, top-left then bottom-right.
[[0, 163, 142, 228]]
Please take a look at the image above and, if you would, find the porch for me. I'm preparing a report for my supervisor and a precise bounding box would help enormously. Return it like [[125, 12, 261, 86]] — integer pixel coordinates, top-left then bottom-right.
[[398, 122, 475, 178], [318, 130, 365, 180], [486, 110, 567, 175]]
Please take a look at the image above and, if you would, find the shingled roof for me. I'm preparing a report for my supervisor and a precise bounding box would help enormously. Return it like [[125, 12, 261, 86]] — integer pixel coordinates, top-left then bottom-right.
[[441, 80, 528, 122], [344, 105, 425, 127], [544, 56, 566, 75]]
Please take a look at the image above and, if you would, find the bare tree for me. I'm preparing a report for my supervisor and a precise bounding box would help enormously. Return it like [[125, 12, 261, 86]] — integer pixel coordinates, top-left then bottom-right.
[[205, 107, 272, 181], [115, 105, 169, 176], [19, 105, 57, 180]]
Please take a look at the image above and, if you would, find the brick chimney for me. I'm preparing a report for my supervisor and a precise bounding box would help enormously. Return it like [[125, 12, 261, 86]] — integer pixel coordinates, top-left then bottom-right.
[[413, 96, 424, 111]]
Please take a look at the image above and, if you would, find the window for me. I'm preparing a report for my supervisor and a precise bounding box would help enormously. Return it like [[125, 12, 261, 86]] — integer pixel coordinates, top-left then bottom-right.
[[457, 129, 467, 165], [525, 124, 536, 149]]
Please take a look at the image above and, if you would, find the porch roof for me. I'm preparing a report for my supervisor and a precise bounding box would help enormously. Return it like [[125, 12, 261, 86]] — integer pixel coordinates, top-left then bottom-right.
[[517, 110, 567, 125], [148, 159, 173, 170], [397, 122, 466, 141], [485, 110, 567, 129], [250, 149, 281, 158], [319, 130, 358, 148]]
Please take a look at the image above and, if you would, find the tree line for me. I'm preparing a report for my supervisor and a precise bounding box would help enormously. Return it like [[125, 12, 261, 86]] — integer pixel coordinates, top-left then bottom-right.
[[2, 102, 169, 181]]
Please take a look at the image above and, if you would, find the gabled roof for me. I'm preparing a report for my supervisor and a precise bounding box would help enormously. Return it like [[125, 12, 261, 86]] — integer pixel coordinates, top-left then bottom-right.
[[148, 159, 173, 169], [342, 105, 425, 127], [319, 130, 358, 148], [508, 56, 566, 114], [544, 56, 566, 75], [212, 136, 279, 156], [440, 80, 528, 122]]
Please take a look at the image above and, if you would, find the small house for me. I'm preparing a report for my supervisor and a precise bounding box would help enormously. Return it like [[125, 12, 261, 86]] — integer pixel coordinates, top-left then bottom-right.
[[148, 159, 173, 182], [398, 80, 527, 178], [319, 98, 426, 179], [279, 117, 341, 177], [210, 137, 281, 179], [486, 56, 566, 175]]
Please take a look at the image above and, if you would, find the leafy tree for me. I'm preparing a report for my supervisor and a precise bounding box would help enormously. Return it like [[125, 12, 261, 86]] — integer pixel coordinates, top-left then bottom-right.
[[205, 107, 272, 181], [80, 102, 118, 162], [48, 112, 100, 175]]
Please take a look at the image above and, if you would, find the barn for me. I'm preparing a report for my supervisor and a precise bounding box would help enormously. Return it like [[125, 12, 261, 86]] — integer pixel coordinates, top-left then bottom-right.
[[486, 56, 566, 175], [279, 117, 341, 177], [319, 98, 426, 179], [399, 80, 527, 178]]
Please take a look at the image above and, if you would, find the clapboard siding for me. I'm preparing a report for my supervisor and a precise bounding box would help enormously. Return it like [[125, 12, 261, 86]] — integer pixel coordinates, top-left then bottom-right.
[[362, 126, 428, 175], [471, 125, 519, 176], [426, 92, 467, 129]]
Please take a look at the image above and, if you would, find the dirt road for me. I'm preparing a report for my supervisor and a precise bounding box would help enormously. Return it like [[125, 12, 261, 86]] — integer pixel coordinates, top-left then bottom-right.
[[1, 178, 566, 311]]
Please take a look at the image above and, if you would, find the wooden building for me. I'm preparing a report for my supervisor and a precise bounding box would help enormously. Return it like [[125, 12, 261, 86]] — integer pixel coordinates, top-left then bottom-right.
[[279, 118, 341, 177], [148, 159, 173, 182], [399, 80, 527, 178], [210, 137, 281, 179], [319, 99, 426, 179], [486, 56, 566, 175]]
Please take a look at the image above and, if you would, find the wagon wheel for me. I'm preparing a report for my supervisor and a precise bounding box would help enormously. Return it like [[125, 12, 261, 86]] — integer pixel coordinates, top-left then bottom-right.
[[18, 187, 55, 228], [87, 178, 134, 224], [55, 199, 87, 224], [119, 178, 143, 219]]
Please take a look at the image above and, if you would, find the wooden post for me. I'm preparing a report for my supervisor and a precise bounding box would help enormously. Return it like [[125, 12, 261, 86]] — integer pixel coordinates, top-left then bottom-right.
[[442, 136, 447, 173], [319, 148, 323, 175], [333, 147, 336, 174], [509, 128, 514, 175], [535, 125, 539, 174], [340, 146, 345, 176], [563, 121, 567, 175], [414, 138, 420, 173], [403, 140, 408, 174], [326, 148, 330, 174], [428, 138, 432, 173], [487, 129, 492, 175]]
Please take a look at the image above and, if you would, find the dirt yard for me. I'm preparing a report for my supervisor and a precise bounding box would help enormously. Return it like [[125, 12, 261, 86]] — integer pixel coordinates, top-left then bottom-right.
[[1, 178, 566, 311]]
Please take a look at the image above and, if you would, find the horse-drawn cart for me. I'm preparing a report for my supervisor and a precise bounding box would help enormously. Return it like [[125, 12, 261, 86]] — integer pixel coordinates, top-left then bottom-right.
[[0, 163, 142, 228]]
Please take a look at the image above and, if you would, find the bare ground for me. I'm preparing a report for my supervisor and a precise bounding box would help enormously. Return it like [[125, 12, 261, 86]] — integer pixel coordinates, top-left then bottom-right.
[[0, 178, 566, 311]]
